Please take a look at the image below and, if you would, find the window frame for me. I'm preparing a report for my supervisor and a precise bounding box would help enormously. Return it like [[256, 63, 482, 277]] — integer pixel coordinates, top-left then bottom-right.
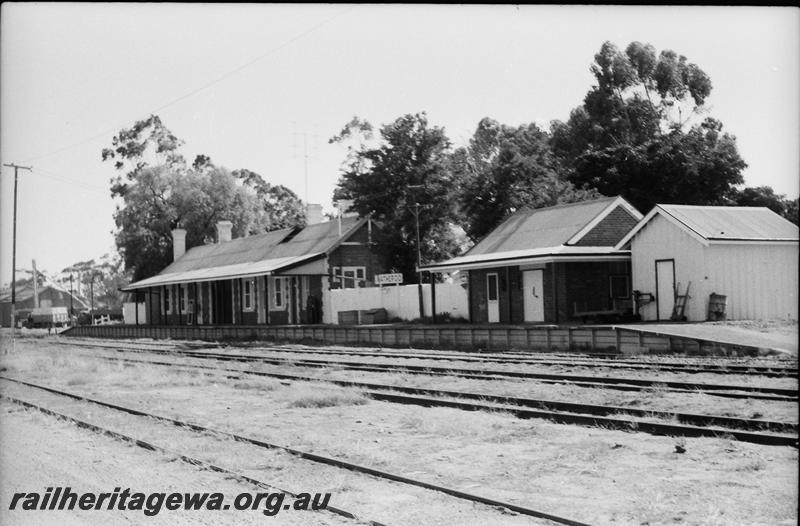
[[179, 284, 187, 313], [609, 274, 630, 299], [272, 277, 286, 309], [333, 265, 367, 289], [243, 278, 255, 311], [164, 286, 172, 314]]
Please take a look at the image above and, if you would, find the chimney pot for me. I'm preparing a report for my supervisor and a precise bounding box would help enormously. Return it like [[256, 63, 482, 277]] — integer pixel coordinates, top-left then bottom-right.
[[306, 203, 323, 225], [335, 199, 358, 218], [216, 221, 233, 243], [171, 229, 187, 261]]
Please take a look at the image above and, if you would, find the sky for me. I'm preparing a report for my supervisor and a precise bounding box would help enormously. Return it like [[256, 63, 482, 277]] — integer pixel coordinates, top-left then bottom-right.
[[1, 4, 798, 282]]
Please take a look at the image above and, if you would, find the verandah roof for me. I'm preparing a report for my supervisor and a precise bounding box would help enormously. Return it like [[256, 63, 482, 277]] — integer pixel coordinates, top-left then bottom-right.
[[120, 253, 324, 291], [421, 246, 630, 272]]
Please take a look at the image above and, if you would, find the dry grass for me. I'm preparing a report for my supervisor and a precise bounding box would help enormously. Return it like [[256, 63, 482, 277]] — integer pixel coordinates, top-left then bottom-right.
[[231, 378, 282, 391], [279, 384, 368, 409], [397, 406, 537, 442]]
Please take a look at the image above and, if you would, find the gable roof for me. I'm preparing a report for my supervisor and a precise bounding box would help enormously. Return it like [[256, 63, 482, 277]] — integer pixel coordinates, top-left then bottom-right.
[[160, 227, 296, 274], [615, 205, 800, 249], [121, 216, 366, 290], [422, 197, 640, 272], [0, 284, 90, 309]]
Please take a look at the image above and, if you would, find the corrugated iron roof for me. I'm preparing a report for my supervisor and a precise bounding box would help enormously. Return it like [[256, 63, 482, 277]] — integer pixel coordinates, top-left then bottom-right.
[[121, 254, 322, 290], [659, 205, 799, 241], [421, 197, 636, 271], [0, 284, 89, 308], [123, 216, 365, 290], [423, 246, 630, 272], [467, 197, 619, 255], [160, 228, 296, 274]]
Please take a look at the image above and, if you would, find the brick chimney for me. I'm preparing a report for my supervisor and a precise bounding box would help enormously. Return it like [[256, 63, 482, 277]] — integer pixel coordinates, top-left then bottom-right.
[[171, 228, 187, 261], [216, 221, 233, 243], [335, 199, 358, 218], [306, 203, 323, 225]]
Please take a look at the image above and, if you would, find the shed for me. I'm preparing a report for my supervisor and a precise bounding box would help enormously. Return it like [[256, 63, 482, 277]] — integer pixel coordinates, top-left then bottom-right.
[[616, 205, 799, 321], [422, 197, 642, 324], [0, 284, 89, 327]]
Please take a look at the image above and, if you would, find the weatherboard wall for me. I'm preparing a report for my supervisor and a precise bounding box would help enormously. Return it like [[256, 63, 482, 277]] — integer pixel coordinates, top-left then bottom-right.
[[630, 213, 799, 321]]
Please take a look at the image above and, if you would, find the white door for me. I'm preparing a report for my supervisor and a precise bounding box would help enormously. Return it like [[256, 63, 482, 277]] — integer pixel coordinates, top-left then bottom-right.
[[523, 270, 545, 322], [486, 273, 499, 323], [655, 259, 675, 321]]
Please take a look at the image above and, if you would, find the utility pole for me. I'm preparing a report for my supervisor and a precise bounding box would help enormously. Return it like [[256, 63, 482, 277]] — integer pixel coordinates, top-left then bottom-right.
[[3, 163, 32, 345], [69, 274, 74, 324], [90, 274, 95, 325], [407, 185, 425, 321]]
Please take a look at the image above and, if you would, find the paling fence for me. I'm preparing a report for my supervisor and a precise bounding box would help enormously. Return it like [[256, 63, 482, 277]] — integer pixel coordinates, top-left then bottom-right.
[[324, 283, 469, 324]]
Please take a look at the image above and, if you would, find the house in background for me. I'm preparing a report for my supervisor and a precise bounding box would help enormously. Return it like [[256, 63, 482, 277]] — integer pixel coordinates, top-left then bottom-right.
[[422, 196, 643, 324], [0, 283, 90, 327], [616, 205, 799, 321], [121, 207, 385, 326]]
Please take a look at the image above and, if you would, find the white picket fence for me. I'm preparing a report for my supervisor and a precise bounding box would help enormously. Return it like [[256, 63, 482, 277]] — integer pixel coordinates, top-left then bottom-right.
[[324, 283, 469, 324]]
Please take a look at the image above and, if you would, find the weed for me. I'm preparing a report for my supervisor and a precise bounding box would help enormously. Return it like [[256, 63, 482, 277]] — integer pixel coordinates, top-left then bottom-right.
[[282, 385, 367, 408]]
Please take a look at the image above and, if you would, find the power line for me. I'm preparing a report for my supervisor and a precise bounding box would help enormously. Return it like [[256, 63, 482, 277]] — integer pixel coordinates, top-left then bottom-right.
[[3, 163, 32, 346], [21, 6, 355, 165], [29, 167, 110, 195]]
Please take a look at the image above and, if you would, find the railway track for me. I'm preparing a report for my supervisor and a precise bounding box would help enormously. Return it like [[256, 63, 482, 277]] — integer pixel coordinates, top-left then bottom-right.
[[1, 378, 594, 526], [55, 340, 799, 401], [105, 346, 800, 398], [0, 394, 387, 526], [62, 338, 798, 377], [20, 351, 799, 446]]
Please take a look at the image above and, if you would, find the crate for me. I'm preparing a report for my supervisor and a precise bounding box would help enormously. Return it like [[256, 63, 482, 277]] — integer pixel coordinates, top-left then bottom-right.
[[337, 310, 359, 325], [360, 308, 387, 324]]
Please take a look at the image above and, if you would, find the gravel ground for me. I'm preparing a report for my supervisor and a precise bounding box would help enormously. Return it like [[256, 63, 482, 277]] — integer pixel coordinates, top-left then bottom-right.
[[0, 403, 354, 526], [2, 347, 797, 526], [617, 321, 798, 354]]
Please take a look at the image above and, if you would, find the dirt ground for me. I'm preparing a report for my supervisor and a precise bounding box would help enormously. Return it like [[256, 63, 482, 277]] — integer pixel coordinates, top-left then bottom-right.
[[0, 403, 356, 526], [618, 320, 799, 354], [1, 339, 797, 526], [43, 341, 799, 423]]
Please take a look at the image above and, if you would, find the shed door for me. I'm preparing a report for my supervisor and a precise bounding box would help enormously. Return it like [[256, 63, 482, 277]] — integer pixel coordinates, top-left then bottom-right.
[[486, 273, 499, 323], [522, 270, 544, 322], [655, 259, 675, 321]]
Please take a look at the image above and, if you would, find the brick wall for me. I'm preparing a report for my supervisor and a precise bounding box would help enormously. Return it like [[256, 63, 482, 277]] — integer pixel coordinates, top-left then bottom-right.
[[575, 205, 639, 246], [468, 266, 524, 324]]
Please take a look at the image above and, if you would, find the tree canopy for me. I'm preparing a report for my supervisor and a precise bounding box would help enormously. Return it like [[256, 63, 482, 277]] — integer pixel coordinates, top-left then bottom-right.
[[550, 41, 747, 213], [332, 113, 463, 282], [105, 116, 306, 281], [454, 117, 599, 241]]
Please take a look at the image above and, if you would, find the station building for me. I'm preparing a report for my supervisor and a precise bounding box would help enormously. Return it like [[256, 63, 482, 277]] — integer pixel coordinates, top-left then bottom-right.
[[121, 211, 384, 326]]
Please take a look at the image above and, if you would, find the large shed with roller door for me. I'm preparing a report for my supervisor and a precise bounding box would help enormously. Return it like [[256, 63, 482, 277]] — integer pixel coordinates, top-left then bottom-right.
[[616, 205, 799, 321]]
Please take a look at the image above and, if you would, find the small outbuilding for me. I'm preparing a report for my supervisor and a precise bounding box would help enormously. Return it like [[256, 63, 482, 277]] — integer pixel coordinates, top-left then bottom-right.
[[616, 205, 799, 321], [0, 284, 89, 327], [422, 197, 642, 324]]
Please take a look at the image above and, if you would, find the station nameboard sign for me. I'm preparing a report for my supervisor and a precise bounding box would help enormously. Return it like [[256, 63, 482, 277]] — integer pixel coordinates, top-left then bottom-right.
[[375, 273, 403, 285]]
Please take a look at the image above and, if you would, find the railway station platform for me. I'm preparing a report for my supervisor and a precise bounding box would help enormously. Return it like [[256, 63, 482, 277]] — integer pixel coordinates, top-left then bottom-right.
[[62, 322, 791, 357]]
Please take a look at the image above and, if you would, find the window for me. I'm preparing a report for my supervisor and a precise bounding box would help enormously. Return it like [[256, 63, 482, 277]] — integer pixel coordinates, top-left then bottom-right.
[[333, 266, 366, 289], [609, 275, 630, 299], [179, 285, 187, 313], [272, 277, 285, 309], [487, 273, 498, 301], [242, 278, 254, 310], [164, 287, 172, 314]]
